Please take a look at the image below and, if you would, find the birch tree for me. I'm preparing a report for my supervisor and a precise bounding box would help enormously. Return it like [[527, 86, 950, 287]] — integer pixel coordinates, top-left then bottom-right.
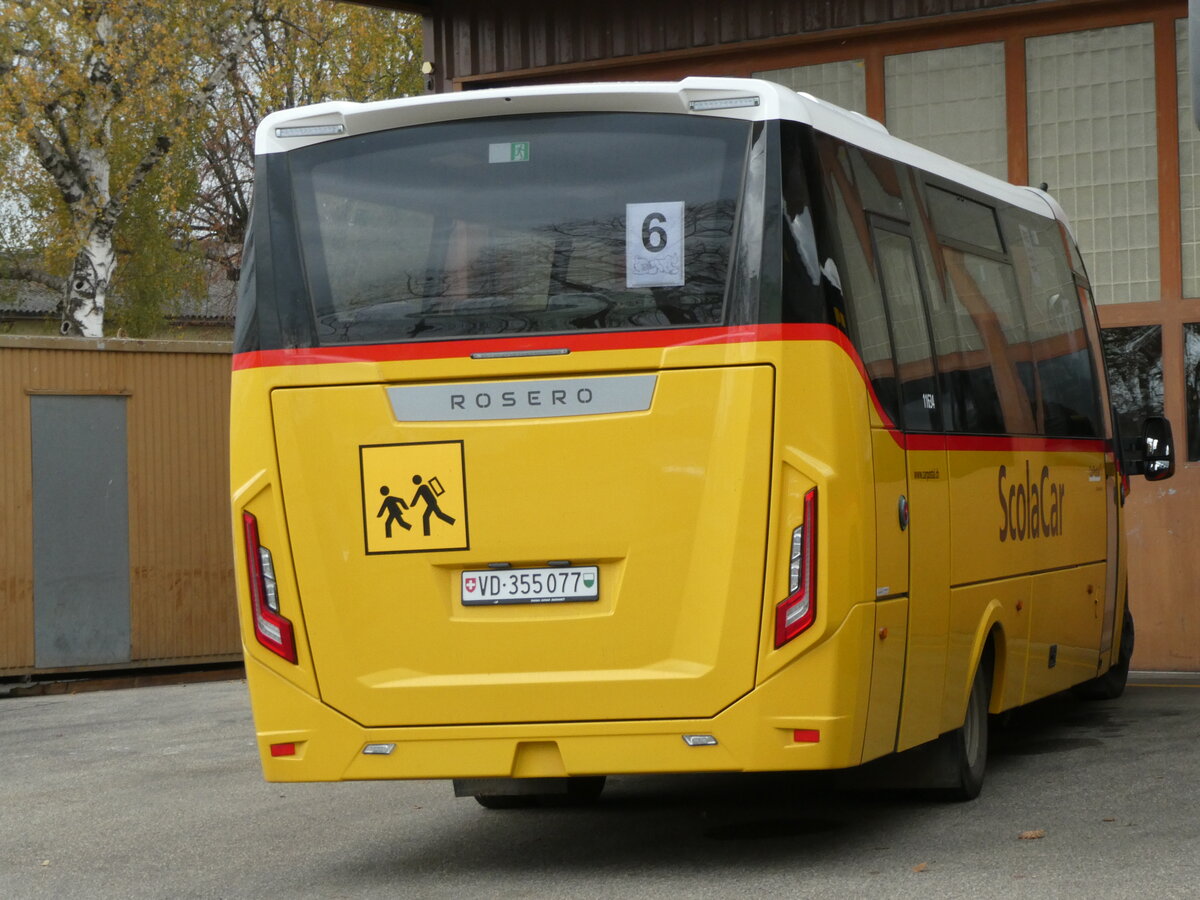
[[0, 0, 268, 336]]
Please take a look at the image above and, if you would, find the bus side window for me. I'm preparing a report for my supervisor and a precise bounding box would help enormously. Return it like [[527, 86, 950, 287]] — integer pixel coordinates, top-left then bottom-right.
[[779, 122, 846, 328], [848, 148, 908, 220], [925, 184, 1037, 436], [903, 171, 961, 432], [816, 135, 901, 427], [1002, 208, 1101, 438], [872, 224, 941, 432]]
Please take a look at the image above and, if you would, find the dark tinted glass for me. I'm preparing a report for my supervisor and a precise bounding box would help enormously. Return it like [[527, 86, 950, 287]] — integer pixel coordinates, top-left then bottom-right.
[[849, 149, 907, 220], [778, 123, 849, 328], [927, 185, 1005, 254], [938, 247, 1036, 434], [816, 135, 900, 425], [1002, 207, 1101, 437], [1186, 323, 1200, 460], [1102, 325, 1163, 448], [903, 171, 964, 431], [288, 113, 751, 344], [875, 228, 940, 431]]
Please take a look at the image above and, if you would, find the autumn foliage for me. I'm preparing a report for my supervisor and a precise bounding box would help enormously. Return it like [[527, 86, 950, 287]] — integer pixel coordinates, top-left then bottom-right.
[[0, 0, 421, 337]]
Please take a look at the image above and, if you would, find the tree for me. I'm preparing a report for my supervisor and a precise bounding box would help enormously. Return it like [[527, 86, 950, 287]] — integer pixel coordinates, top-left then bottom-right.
[[190, 3, 423, 287], [0, 1, 423, 336], [0, 0, 269, 336]]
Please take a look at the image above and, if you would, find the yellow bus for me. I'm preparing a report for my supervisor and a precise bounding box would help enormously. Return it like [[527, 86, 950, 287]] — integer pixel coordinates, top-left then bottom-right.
[[231, 78, 1176, 805]]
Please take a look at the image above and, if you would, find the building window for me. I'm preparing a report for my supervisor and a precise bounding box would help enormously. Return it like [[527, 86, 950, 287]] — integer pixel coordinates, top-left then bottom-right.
[[753, 60, 867, 116], [884, 43, 1007, 180], [1179, 20, 1200, 299], [1027, 24, 1159, 305], [1185, 324, 1200, 460], [1102, 325, 1164, 444]]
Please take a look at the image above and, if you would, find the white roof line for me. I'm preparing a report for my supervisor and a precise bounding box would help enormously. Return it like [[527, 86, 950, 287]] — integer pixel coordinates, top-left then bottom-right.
[[257, 77, 1051, 218]]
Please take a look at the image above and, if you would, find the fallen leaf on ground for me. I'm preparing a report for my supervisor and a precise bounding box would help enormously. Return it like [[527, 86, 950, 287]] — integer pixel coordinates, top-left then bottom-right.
[[912, 862, 928, 873], [1018, 830, 1046, 840]]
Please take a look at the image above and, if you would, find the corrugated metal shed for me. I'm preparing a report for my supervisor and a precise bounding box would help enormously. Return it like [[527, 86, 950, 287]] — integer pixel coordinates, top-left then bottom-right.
[[0, 336, 238, 675]]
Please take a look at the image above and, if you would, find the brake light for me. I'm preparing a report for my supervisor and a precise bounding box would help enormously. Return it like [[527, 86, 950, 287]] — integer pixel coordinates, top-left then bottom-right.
[[242, 512, 298, 663], [775, 488, 817, 648]]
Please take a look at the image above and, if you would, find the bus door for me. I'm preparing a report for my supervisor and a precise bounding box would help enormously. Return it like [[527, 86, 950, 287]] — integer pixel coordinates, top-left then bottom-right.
[[1078, 278, 1122, 662], [867, 219, 953, 757]]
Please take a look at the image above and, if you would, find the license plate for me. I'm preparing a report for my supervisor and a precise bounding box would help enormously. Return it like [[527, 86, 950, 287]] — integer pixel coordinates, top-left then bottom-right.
[[461, 566, 599, 606]]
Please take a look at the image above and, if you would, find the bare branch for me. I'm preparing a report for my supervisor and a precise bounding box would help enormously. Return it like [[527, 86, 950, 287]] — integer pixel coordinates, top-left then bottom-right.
[[109, 2, 267, 225], [27, 123, 87, 206]]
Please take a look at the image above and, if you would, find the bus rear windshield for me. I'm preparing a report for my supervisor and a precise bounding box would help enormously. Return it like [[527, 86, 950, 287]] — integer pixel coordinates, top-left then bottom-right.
[[287, 112, 752, 344]]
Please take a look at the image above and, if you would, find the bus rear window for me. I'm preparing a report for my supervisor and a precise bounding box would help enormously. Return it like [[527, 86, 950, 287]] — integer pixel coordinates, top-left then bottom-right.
[[287, 112, 751, 344]]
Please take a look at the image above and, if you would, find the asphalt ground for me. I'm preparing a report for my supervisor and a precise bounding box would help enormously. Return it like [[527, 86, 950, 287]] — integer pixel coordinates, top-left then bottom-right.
[[1, 674, 1198, 899]]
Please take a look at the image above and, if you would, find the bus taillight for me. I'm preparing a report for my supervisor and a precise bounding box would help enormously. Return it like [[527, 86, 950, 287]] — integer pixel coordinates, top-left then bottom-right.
[[242, 512, 298, 664], [775, 488, 817, 648]]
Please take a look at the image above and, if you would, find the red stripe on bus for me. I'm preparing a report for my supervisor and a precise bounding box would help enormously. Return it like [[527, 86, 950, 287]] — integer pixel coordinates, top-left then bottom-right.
[[904, 432, 1105, 454], [231, 324, 816, 370], [231, 324, 1108, 454]]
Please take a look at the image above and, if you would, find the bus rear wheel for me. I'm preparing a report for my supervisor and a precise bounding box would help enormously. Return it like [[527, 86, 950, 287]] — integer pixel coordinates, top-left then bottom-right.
[[473, 776, 606, 810], [1073, 605, 1134, 701], [937, 660, 990, 802]]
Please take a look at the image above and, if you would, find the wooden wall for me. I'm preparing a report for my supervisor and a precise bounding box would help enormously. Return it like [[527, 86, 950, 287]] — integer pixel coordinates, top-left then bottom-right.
[[0, 336, 238, 675], [1124, 470, 1200, 672], [402, 0, 1109, 90]]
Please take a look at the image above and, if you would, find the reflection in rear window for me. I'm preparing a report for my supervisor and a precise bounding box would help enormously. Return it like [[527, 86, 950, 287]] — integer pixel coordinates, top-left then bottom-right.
[[288, 113, 752, 345]]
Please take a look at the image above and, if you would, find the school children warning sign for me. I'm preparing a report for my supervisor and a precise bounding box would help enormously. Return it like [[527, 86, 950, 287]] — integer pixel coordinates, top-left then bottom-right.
[[360, 441, 469, 554]]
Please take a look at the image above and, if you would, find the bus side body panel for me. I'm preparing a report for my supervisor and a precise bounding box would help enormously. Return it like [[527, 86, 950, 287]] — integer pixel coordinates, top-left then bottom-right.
[[810, 126, 1119, 751], [896, 440, 953, 752], [949, 449, 1107, 589], [231, 372, 321, 699], [1024, 562, 1108, 698], [758, 338, 879, 683], [943, 445, 1106, 721], [861, 596, 909, 763]]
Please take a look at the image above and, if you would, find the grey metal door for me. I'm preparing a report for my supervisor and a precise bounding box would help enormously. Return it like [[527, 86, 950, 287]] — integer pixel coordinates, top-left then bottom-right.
[[31, 395, 131, 668]]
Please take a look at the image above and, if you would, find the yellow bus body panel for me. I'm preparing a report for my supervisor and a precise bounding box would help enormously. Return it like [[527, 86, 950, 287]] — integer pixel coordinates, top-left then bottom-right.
[[247, 599, 878, 782], [894, 442, 952, 751], [267, 364, 774, 727], [232, 333, 1125, 781]]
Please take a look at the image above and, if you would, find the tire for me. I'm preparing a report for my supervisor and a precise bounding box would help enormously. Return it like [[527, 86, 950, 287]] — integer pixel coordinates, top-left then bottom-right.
[[473, 793, 539, 810], [938, 659, 990, 802], [553, 775, 606, 806], [1073, 605, 1134, 701], [473, 776, 606, 810]]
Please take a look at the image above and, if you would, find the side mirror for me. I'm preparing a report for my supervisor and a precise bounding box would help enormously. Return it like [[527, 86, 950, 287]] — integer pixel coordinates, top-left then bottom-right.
[[1141, 415, 1176, 481]]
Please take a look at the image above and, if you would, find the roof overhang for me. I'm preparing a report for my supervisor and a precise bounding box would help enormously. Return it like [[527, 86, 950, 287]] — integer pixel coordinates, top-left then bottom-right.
[[333, 0, 434, 13]]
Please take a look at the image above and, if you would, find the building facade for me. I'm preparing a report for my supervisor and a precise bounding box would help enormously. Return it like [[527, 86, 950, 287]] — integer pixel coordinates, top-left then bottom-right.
[[354, 0, 1197, 670]]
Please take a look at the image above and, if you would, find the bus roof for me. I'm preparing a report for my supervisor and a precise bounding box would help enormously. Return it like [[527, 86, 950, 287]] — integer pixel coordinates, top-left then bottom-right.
[[258, 77, 1056, 220]]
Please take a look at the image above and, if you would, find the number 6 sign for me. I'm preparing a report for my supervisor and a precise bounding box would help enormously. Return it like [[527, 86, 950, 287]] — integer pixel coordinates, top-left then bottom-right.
[[626, 201, 685, 288]]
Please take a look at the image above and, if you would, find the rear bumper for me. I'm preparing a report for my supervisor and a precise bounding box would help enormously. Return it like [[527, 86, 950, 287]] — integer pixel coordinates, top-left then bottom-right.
[[247, 603, 877, 782]]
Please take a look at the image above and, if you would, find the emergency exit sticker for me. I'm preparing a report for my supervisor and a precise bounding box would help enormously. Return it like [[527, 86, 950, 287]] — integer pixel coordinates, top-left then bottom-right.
[[626, 201, 685, 288], [489, 141, 531, 163]]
